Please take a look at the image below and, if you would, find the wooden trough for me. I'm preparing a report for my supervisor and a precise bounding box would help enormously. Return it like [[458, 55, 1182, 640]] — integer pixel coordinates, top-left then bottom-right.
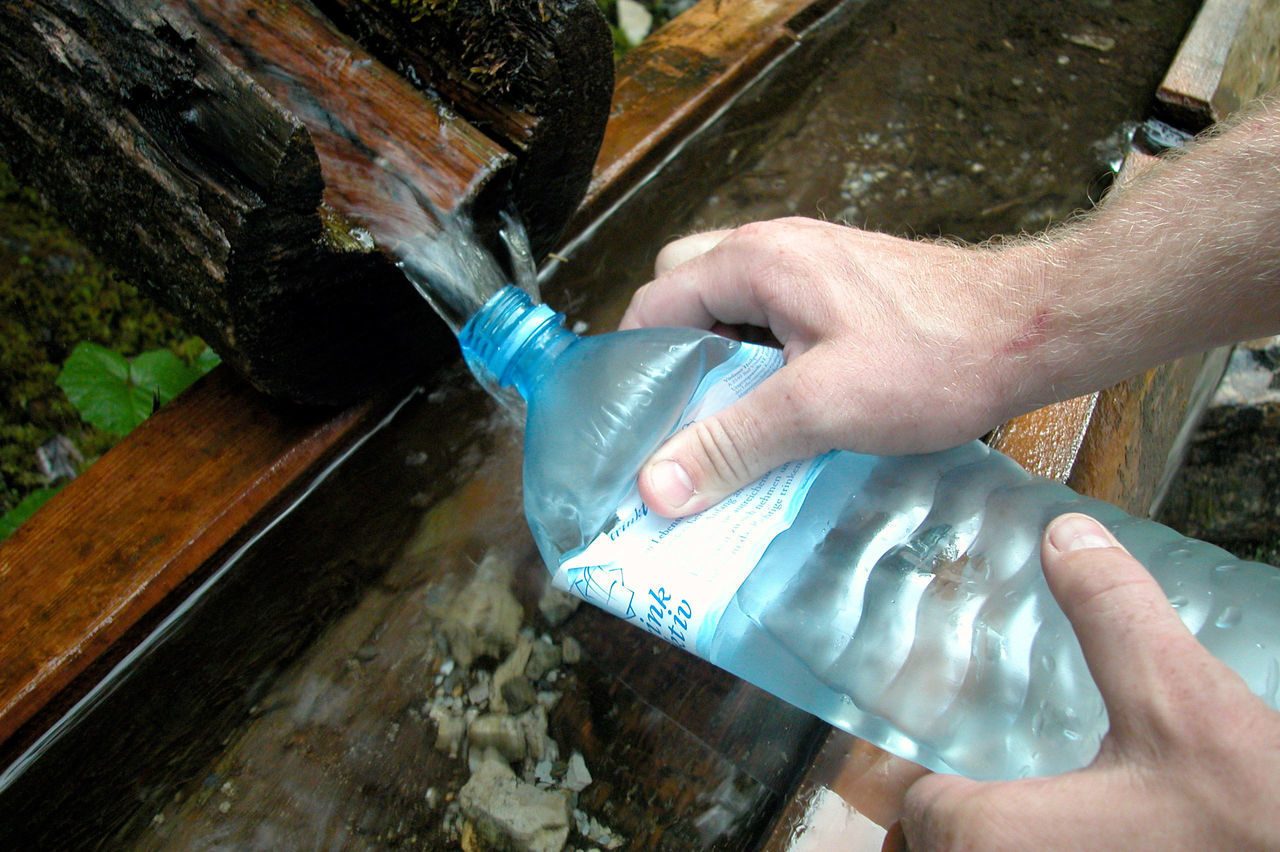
[[0, 0, 1274, 848]]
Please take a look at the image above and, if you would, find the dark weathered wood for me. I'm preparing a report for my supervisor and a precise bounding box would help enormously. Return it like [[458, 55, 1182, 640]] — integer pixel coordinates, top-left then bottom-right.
[[0, 0, 515, 406], [0, 0, 615, 406], [315, 0, 615, 257]]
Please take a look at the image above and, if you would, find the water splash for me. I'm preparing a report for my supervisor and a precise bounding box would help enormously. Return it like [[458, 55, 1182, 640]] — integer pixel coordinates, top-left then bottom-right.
[[396, 209, 540, 333], [397, 209, 541, 418]]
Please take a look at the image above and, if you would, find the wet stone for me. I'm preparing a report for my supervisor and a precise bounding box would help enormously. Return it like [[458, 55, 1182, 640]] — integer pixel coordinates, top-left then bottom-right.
[[469, 713, 527, 764], [562, 751, 592, 793], [538, 583, 581, 627], [525, 636, 562, 682], [502, 676, 538, 714], [432, 710, 467, 757], [441, 554, 523, 667], [519, 706, 555, 764], [459, 752, 572, 852], [491, 634, 534, 713], [560, 636, 582, 665]]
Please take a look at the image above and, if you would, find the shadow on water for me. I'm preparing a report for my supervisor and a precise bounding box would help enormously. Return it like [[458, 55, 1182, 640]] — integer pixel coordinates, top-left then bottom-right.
[[0, 0, 1202, 848]]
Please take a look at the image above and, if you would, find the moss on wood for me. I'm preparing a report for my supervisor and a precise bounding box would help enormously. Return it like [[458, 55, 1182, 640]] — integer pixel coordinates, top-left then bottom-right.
[[0, 160, 192, 514]]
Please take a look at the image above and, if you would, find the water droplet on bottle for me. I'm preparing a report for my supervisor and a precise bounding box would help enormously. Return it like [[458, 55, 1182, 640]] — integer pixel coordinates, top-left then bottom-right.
[[1039, 653, 1056, 674], [1030, 709, 1045, 736], [1213, 562, 1239, 575], [1167, 595, 1189, 609], [1214, 606, 1242, 629], [1167, 548, 1192, 562]]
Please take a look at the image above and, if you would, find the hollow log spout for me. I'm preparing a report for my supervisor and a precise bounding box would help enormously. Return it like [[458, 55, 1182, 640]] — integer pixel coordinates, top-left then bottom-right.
[[316, 0, 616, 257], [0, 0, 613, 405]]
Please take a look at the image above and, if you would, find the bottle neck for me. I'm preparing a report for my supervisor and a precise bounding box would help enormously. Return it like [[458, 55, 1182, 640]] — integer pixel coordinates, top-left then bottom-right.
[[458, 286, 575, 397]]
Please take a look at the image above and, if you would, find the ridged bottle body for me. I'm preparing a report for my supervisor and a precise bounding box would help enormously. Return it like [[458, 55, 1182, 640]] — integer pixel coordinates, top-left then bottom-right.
[[459, 287, 1280, 781]]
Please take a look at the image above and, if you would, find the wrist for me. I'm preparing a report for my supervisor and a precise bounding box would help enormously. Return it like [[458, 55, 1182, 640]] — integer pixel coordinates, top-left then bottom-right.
[[961, 238, 1069, 427]]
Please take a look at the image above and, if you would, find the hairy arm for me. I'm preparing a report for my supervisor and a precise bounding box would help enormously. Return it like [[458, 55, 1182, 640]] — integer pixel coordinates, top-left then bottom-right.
[[1010, 102, 1280, 412], [620, 100, 1280, 517]]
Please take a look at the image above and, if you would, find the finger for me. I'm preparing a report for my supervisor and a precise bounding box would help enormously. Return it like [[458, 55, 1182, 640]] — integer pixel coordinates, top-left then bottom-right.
[[636, 368, 832, 517], [654, 229, 733, 275], [1040, 513, 1203, 726], [900, 768, 1159, 851], [618, 227, 783, 331], [830, 753, 932, 830]]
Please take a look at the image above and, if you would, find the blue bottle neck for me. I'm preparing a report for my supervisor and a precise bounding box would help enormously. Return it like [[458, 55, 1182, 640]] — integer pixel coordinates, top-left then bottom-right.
[[458, 286, 576, 397]]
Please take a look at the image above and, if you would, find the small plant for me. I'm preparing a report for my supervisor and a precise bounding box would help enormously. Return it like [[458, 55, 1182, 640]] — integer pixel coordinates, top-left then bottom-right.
[[55, 341, 219, 436], [0, 486, 59, 540], [0, 340, 219, 541]]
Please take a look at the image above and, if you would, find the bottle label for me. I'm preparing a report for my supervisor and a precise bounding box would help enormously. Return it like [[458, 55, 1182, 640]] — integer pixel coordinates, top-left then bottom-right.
[[554, 342, 831, 658]]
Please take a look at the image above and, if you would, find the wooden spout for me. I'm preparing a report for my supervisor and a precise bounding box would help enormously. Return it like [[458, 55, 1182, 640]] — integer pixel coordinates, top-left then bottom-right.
[[0, 0, 612, 406]]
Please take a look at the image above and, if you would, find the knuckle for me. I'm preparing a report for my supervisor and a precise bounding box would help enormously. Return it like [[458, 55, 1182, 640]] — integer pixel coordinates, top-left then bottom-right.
[[686, 417, 756, 488]]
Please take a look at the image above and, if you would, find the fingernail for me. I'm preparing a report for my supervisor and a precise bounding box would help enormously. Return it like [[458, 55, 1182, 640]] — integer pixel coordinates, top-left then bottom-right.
[[648, 459, 694, 509], [1046, 513, 1119, 553]]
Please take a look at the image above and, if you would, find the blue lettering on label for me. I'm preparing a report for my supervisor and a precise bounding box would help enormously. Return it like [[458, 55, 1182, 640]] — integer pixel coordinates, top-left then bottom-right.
[[643, 585, 693, 650], [608, 502, 649, 540]]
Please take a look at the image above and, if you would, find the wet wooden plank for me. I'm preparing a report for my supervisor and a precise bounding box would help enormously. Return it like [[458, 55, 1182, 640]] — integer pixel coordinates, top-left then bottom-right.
[[0, 367, 380, 751], [315, 0, 615, 256], [1213, 0, 1280, 117], [1157, 0, 1280, 128], [987, 394, 1100, 482], [570, 0, 843, 230]]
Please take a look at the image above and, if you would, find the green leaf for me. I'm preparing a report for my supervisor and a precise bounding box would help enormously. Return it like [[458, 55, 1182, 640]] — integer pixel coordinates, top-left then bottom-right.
[[0, 486, 61, 541], [56, 341, 223, 437], [57, 342, 152, 435], [130, 349, 200, 405], [194, 345, 222, 374]]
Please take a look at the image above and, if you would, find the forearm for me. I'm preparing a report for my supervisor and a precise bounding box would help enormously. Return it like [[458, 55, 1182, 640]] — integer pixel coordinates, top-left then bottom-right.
[[994, 100, 1280, 415]]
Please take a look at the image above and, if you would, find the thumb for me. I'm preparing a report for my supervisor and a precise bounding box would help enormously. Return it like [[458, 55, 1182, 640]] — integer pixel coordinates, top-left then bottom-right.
[[1039, 512, 1201, 729], [636, 370, 823, 517]]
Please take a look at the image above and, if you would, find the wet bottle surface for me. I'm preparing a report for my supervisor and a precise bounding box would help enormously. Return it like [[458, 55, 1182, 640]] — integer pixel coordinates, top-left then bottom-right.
[[459, 285, 1280, 781]]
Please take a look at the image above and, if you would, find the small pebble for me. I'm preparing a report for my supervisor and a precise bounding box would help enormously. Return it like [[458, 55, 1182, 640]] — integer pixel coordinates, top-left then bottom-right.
[[502, 676, 537, 714]]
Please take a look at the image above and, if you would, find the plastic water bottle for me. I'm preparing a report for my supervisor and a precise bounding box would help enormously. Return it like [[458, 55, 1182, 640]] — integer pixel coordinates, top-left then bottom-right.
[[458, 285, 1280, 781]]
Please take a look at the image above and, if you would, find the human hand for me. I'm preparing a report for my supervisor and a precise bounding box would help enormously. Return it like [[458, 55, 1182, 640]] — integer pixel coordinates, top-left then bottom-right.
[[619, 217, 1042, 517], [888, 512, 1280, 851]]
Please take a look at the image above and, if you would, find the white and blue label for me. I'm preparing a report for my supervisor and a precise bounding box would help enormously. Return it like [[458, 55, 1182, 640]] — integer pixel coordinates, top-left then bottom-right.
[[555, 342, 831, 658]]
